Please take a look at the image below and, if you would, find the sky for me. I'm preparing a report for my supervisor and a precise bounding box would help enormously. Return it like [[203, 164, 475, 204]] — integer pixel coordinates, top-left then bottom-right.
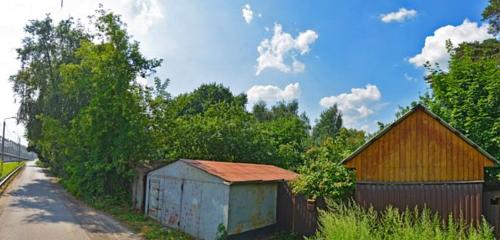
[[0, 0, 495, 144]]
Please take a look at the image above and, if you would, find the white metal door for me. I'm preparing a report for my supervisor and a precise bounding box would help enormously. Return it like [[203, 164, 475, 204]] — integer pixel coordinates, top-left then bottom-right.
[[179, 180, 202, 237], [147, 178, 161, 220], [159, 177, 183, 228]]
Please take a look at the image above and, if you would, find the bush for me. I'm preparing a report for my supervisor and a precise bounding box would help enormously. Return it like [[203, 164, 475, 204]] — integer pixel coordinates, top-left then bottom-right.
[[310, 202, 495, 240], [291, 138, 355, 200]]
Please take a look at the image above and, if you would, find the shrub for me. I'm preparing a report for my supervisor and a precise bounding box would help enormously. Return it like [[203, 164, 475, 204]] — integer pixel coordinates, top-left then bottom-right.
[[310, 201, 495, 240], [291, 138, 355, 200]]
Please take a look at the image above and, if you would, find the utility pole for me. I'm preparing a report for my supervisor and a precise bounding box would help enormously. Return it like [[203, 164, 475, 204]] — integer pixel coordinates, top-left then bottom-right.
[[18, 137, 21, 161], [1, 120, 5, 176]]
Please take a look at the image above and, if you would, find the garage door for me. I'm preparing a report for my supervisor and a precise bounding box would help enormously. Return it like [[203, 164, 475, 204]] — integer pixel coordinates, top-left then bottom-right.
[[147, 176, 183, 227]]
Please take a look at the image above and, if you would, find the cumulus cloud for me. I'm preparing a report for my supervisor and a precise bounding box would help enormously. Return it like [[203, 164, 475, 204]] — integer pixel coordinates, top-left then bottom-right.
[[409, 20, 493, 69], [292, 58, 305, 73], [256, 23, 318, 75], [380, 8, 417, 23], [129, 0, 164, 34], [242, 4, 253, 24], [320, 84, 382, 129], [247, 82, 301, 103]]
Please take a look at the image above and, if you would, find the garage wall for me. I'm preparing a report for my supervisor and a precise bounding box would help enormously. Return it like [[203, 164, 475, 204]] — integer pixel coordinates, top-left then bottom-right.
[[227, 182, 277, 235], [146, 161, 230, 240]]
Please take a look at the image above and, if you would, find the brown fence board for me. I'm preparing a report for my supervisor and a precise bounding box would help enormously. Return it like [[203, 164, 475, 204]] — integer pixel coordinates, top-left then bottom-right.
[[355, 182, 483, 224], [277, 183, 325, 236]]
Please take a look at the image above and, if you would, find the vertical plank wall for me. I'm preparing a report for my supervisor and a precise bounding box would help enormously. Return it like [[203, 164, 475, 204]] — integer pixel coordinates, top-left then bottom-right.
[[345, 108, 494, 182]]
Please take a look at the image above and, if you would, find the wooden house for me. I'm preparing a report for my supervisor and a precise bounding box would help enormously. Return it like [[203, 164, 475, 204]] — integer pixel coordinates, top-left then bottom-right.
[[342, 104, 497, 224]]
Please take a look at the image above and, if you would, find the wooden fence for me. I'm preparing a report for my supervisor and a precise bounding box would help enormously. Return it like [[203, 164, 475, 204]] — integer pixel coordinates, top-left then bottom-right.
[[276, 183, 325, 236]]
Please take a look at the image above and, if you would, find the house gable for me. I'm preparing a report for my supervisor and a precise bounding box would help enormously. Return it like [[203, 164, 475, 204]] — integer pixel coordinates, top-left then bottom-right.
[[344, 105, 495, 182]]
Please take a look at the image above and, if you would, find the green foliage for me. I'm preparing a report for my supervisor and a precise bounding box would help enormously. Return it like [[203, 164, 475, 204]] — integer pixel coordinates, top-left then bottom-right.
[[215, 224, 228, 240], [61, 10, 160, 199], [248, 100, 311, 169], [173, 83, 247, 116], [424, 39, 500, 161], [165, 102, 273, 164], [310, 202, 495, 240], [10, 16, 89, 161], [312, 104, 343, 144], [291, 130, 365, 199], [482, 0, 500, 36]]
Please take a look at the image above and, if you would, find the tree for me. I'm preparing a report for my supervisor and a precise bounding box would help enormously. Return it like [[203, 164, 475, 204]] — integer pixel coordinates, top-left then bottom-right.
[[166, 102, 274, 164], [250, 100, 311, 169], [70, 9, 160, 198], [483, 0, 500, 36], [173, 83, 247, 116], [10, 16, 89, 165], [312, 104, 343, 143], [252, 101, 271, 121], [424, 40, 499, 160]]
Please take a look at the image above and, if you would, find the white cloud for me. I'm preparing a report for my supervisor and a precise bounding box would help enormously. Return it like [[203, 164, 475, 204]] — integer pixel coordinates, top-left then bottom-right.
[[409, 20, 493, 69], [380, 8, 417, 23], [129, 0, 164, 35], [256, 23, 318, 75], [319, 84, 382, 129], [247, 82, 300, 103], [404, 73, 417, 82], [292, 58, 305, 73], [241, 4, 253, 24]]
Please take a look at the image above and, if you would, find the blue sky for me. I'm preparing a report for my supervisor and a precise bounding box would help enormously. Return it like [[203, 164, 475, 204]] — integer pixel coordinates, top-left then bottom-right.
[[0, 0, 494, 142], [142, 0, 491, 131]]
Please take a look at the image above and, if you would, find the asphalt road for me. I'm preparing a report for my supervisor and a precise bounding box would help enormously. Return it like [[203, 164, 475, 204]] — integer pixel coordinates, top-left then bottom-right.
[[0, 161, 140, 240]]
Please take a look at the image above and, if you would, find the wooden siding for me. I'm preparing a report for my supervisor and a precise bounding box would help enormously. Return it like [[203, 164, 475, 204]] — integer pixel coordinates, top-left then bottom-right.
[[345, 108, 494, 182], [355, 183, 483, 224]]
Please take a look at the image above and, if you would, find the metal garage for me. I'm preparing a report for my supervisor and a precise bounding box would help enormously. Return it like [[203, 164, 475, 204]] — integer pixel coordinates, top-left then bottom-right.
[[145, 159, 297, 240]]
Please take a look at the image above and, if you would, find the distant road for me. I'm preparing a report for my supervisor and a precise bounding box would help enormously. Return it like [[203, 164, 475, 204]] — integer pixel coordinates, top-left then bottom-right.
[[0, 161, 140, 240]]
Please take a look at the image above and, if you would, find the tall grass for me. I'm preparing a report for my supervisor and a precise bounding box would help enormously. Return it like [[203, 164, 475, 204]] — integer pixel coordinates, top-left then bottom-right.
[[310, 202, 495, 240]]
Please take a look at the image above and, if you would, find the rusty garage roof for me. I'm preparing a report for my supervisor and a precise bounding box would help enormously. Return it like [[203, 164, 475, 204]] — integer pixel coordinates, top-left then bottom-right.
[[181, 159, 298, 183]]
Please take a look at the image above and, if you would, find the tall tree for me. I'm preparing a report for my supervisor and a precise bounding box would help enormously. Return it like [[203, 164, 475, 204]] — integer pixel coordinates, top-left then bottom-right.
[[312, 104, 343, 143], [60, 9, 162, 198], [10, 16, 88, 163], [252, 101, 271, 121], [425, 39, 499, 160], [483, 0, 500, 36]]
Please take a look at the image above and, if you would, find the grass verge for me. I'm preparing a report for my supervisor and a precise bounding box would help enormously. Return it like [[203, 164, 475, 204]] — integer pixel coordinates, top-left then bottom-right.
[[1, 161, 24, 179], [90, 199, 192, 240]]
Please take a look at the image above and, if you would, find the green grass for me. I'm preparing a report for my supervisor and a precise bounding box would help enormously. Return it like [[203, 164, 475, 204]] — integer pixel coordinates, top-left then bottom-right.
[[1, 161, 24, 179], [309, 201, 495, 240], [90, 199, 193, 240]]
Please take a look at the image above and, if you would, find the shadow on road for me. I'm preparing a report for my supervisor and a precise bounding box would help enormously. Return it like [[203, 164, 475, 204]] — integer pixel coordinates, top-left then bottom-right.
[[6, 165, 131, 236]]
